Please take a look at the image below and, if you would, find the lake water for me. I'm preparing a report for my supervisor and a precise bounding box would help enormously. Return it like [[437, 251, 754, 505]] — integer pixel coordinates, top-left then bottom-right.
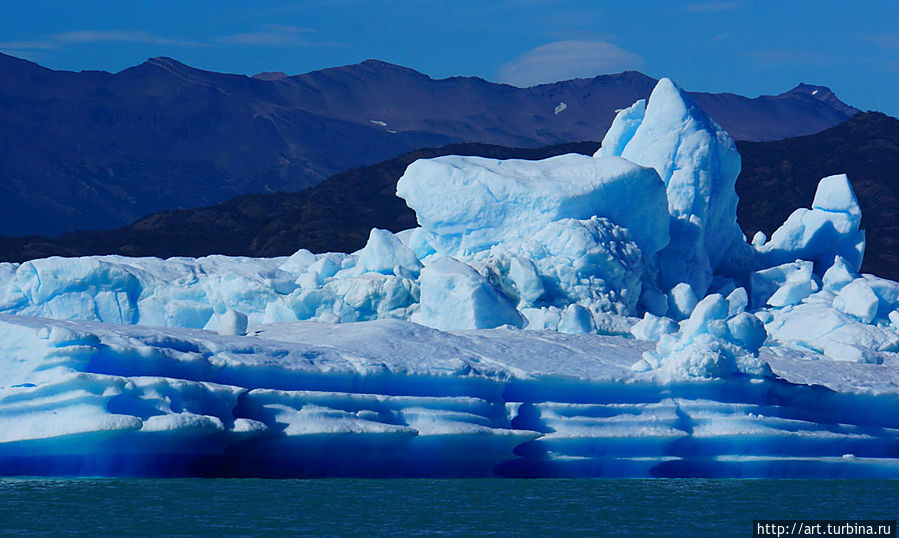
[[1, 478, 896, 536]]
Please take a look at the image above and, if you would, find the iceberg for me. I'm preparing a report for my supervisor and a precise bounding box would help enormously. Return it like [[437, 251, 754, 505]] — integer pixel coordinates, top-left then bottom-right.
[[1, 314, 897, 478], [755, 174, 865, 273], [597, 78, 742, 296], [1, 77, 899, 478], [412, 256, 523, 330], [396, 154, 670, 260]]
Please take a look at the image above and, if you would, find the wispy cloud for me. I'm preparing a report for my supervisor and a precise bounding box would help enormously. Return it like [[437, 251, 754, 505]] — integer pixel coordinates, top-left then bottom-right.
[[0, 30, 205, 55], [0, 26, 337, 58], [0, 40, 56, 51], [747, 49, 833, 65], [685, 1, 741, 12], [217, 25, 340, 47], [49, 30, 205, 47], [497, 40, 643, 87], [865, 33, 899, 51]]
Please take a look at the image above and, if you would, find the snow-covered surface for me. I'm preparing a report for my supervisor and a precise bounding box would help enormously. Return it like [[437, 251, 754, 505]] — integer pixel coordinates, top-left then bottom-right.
[[1, 77, 898, 477]]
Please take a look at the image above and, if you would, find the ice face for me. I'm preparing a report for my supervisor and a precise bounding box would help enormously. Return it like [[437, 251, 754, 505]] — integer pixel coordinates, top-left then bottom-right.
[[833, 279, 879, 323], [822, 255, 857, 292], [668, 282, 698, 319], [412, 256, 523, 330], [598, 78, 743, 296], [630, 312, 679, 341], [217, 309, 248, 336], [354, 228, 424, 276], [2, 314, 899, 478], [397, 153, 670, 260], [489, 216, 644, 315], [750, 260, 815, 309], [595, 99, 645, 158], [757, 174, 865, 273], [643, 293, 770, 381]]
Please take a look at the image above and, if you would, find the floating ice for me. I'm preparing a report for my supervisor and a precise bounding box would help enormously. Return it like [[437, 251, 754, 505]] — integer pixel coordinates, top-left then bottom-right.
[[217, 309, 248, 336], [397, 153, 669, 260], [834, 279, 879, 323], [756, 174, 865, 273], [2, 77, 899, 478], [412, 256, 523, 331], [668, 282, 699, 319], [647, 294, 770, 381], [1, 314, 898, 478], [354, 228, 423, 276], [598, 78, 742, 296]]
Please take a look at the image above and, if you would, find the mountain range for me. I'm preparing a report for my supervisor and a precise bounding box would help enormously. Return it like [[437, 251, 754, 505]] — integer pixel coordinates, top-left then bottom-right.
[[0, 52, 859, 236], [3, 112, 898, 280]]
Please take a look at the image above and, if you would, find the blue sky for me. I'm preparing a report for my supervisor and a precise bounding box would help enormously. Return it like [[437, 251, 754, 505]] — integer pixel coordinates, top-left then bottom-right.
[[1, 0, 897, 116]]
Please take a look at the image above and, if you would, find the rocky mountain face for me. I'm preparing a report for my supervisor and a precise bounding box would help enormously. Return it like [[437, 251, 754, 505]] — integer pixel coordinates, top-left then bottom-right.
[[3, 113, 898, 280], [737, 112, 899, 280], [0, 52, 858, 236]]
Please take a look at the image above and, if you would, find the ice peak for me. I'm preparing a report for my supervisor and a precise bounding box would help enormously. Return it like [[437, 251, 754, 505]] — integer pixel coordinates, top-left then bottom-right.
[[812, 174, 861, 218], [599, 77, 742, 296], [647, 77, 687, 111]]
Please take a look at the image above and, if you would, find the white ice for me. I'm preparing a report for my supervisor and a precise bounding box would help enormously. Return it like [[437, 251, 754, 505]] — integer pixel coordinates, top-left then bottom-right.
[[1, 77, 899, 477]]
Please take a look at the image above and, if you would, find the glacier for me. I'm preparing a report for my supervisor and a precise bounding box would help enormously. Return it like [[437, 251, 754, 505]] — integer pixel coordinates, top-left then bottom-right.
[[1, 78, 898, 478]]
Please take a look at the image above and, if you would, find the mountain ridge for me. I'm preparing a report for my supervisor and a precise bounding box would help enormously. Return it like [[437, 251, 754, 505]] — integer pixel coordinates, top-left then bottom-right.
[[2, 112, 897, 280], [0, 52, 859, 236]]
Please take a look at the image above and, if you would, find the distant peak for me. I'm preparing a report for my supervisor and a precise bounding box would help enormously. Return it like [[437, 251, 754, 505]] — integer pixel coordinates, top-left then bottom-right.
[[789, 82, 834, 97], [135, 56, 203, 78], [345, 59, 429, 78], [615, 70, 655, 81], [547, 70, 655, 88], [786, 83, 860, 115], [253, 71, 289, 81], [357, 59, 406, 69], [129, 56, 226, 83], [144, 56, 190, 70], [0, 51, 51, 72]]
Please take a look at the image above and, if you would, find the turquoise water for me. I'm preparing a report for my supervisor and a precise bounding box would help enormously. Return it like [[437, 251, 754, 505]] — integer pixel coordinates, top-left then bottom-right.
[[1, 478, 896, 536]]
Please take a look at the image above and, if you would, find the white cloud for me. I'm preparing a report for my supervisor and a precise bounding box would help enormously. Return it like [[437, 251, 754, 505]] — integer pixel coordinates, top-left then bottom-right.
[[0, 31, 206, 57], [0, 40, 56, 51], [50, 30, 205, 47], [497, 40, 642, 87], [217, 25, 318, 46]]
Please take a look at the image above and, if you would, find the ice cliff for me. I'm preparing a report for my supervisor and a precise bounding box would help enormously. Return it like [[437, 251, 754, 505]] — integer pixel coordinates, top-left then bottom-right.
[[1, 79, 898, 478]]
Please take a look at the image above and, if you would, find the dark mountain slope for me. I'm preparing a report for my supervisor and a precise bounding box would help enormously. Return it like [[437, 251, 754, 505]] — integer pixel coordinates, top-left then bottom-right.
[[2, 113, 897, 281], [0, 142, 602, 261], [4, 114, 897, 279], [736, 112, 899, 279], [0, 52, 857, 236], [694, 84, 859, 142]]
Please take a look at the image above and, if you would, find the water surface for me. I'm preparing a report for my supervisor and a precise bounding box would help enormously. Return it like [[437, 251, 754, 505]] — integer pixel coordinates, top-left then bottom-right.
[[1, 478, 896, 536]]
